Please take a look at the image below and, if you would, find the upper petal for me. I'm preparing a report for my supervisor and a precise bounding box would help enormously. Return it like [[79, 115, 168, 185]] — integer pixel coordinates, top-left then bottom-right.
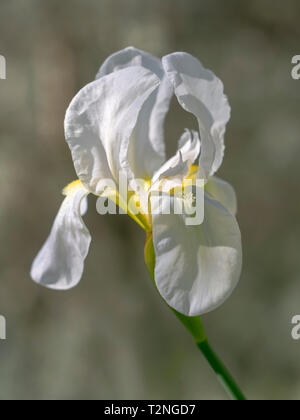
[[151, 191, 242, 316], [151, 129, 200, 191], [31, 182, 91, 290], [162, 52, 231, 179], [127, 77, 173, 179], [96, 47, 174, 178], [65, 66, 160, 194], [96, 46, 165, 79]]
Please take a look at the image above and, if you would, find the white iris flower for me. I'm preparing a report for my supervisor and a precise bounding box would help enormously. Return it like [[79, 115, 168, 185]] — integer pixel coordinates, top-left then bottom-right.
[[31, 47, 242, 317]]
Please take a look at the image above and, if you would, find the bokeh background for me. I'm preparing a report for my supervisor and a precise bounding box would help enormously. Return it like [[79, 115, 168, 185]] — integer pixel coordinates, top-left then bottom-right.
[[0, 0, 300, 400]]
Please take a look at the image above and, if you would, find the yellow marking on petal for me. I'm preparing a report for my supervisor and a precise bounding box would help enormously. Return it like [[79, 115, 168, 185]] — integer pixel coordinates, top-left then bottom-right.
[[185, 165, 199, 183], [62, 179, 85, 196], [102, 187, 151, 232], [62, 179, 152, 231], [143, 178, 152, 192]]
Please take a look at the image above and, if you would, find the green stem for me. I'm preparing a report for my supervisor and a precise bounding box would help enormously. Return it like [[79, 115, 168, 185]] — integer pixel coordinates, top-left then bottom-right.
[[144, 233, 246, 401], [197, 340, 246, 400], [173, 309, 246, 400]]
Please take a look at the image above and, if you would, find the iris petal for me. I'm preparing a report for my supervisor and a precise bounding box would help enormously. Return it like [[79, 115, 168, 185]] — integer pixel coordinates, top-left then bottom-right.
[[162, 52, 231, 179], [151, 191, 242, 316], [31, 182, 91, 290], [96, 47, 174, 178], [65, 66, 160, 193], [205, 176, 238, 216]]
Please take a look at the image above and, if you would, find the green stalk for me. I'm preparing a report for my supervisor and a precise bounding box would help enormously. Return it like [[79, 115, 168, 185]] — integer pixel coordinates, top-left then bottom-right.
[[197, 340, 246, 400], [144, 233, 246, 401]]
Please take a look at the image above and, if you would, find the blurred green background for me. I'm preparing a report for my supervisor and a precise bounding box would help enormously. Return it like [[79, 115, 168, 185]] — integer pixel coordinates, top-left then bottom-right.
[[0, 0, 300, 400]]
